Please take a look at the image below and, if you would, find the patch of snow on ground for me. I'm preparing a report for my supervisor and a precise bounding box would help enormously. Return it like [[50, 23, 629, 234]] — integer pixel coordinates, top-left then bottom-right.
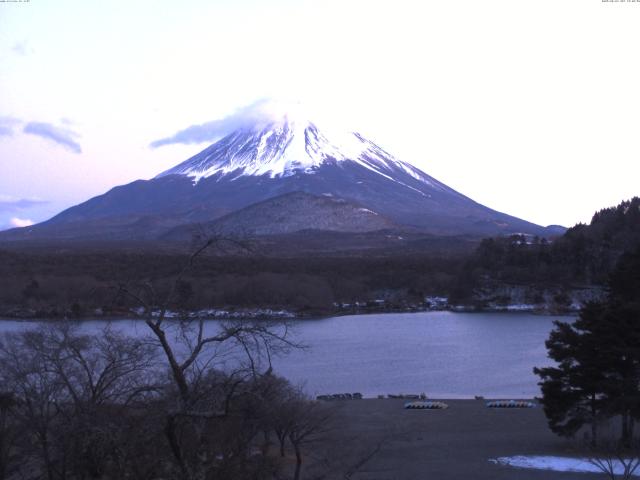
[[491, 455, 640, 476], [357, 208, 377, 215], [504, 303, 536, 312]]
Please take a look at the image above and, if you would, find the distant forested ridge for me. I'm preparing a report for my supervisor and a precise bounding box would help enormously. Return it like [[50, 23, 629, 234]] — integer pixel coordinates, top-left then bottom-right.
[[0, 250, 465, 319], [452, 197, 640, 307]]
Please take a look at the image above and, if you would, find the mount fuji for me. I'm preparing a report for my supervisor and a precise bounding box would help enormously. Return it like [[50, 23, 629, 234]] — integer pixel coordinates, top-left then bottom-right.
[[0, 109, 562, 246]]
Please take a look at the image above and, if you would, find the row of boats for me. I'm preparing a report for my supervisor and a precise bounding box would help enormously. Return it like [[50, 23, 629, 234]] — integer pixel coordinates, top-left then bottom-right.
[[316, 394, 537, 409], [317, 393, 427, 401], [404, 401, 448, 409], [316, 393, 363, 400], [404, 400, 537, 409], [486, 400, 536, 408]]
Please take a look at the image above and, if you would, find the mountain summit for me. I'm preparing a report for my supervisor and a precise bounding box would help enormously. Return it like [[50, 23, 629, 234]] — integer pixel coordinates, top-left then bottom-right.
[[157, 113, 453, 196], [0, 108, 562, 244]]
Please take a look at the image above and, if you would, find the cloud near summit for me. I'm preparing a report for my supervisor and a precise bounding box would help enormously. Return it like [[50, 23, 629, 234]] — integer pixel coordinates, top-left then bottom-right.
[[23, 121, 82, 154], [150, 99, 285, 148]]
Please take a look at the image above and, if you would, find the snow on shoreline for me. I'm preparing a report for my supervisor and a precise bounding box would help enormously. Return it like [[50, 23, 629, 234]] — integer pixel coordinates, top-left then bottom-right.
[[491, 455, 640, 476]]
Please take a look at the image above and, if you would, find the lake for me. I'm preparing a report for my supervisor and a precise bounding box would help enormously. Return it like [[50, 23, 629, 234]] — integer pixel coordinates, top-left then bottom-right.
[[0, 311, 564, 398]]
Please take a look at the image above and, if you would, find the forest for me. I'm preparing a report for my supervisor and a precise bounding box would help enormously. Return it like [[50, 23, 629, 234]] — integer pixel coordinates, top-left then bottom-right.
[[450, 197, 640, 304], [0, 248, 465, 318]]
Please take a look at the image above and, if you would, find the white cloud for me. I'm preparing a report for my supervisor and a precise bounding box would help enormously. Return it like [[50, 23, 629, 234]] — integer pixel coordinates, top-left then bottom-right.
[[10, 217, 34, 228], [149, 98, 344, 148], [0, 194, 48, 212], [150, 98, 274, 148], [23, 121, 82, 154]]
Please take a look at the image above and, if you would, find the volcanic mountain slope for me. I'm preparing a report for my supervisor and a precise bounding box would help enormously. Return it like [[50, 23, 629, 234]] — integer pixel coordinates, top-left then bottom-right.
[[163, 191, 397, 242], [0, 110, 561, 243]]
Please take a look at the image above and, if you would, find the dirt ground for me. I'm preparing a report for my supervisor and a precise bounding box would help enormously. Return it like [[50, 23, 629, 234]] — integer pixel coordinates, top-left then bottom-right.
[[306, 398, 605, 480]]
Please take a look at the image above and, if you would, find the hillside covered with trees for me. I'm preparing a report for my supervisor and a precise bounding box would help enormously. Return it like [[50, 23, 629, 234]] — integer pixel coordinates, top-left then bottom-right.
[[451, 197, 640, 307]]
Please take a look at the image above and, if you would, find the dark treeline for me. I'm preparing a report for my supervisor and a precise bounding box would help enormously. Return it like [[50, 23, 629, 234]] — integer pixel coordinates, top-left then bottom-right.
[[0, 250, 466, 317], [451, 197, 640, 302]]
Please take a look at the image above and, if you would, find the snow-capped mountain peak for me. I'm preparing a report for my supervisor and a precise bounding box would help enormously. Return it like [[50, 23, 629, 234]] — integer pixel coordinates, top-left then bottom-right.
[[156, 113, 441, 190]]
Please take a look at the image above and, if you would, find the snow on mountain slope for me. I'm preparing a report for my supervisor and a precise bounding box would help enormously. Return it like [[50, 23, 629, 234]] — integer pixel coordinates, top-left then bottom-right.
[[156, 112, 449, 195]]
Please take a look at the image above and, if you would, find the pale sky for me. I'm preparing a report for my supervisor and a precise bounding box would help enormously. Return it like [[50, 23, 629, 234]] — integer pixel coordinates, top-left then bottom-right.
[[1, 0, 639, 230]]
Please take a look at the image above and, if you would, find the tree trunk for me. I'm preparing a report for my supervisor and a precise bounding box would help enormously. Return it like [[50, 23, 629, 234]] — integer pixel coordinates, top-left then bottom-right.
[[164, 415, 189, 480], [590, 394, 598, 447], [39, 434, 55, 480], [277, 433, 286, 458], [261, 430, 271, 456], [621, 411, 630, 447], [293, 443, 302, 480], [146, 321, 190, 404]]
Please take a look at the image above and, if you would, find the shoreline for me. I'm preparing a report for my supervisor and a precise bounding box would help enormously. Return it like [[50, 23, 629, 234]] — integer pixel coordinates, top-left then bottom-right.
[[0, 303, 579, 321], [319, 396, 541, 402]]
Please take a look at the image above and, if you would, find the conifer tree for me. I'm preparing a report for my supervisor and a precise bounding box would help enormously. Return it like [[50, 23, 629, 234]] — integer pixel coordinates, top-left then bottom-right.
[[534, 302, 609, 445], [535, 246, 640, 446]]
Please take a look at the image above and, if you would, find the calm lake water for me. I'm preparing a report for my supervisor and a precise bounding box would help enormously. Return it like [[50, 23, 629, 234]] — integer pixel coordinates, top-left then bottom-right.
[[0, 311, 564, 398]]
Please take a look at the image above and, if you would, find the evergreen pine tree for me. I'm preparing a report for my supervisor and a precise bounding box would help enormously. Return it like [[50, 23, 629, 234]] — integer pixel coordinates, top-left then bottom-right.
[[535, 245, 640, 446], [534, 302, 609, 445]]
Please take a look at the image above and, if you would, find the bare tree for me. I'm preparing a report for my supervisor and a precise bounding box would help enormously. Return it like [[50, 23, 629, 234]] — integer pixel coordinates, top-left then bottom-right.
[[288, 400, 334, 480], [587, 433, 640, 480], [118, 237, 297, 404], [0, 328, 69, 480], [262, 385, 335, 480], [117, 236, 303, 480], [0, 392, 19, 480], [0, 323, 160, 480], [589, 455, 640, 480]]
